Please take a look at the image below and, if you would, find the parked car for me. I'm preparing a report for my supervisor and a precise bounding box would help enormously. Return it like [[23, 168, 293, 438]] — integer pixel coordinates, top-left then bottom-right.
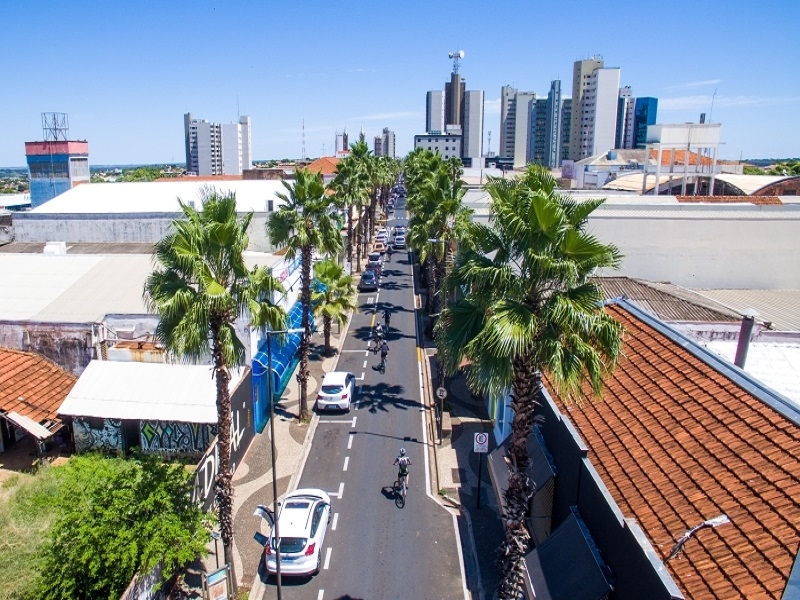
[[359, 270, 379, 291], [316, 371, 356, 412], [393, 235, 406, 249], [260, 489, 331, 577]]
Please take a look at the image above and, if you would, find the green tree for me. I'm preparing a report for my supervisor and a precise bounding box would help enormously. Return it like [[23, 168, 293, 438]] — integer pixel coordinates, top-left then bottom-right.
[[438, 165, 624, 599], [311, 258, 356, 356], [331, 153, 370, 270], [269, 169, 343, 420], [34, 453, 210, 600], [144, 189, 286, 587]]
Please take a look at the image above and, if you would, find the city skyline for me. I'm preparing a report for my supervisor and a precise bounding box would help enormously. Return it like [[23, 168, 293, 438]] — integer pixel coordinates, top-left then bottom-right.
[[1, 0, 798, 166]]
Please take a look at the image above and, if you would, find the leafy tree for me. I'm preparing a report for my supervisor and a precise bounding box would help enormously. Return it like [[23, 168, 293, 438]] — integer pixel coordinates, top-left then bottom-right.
[[269, 169, 343, 420], [33, 453, 210, 600], [311, 258, 356, 356], [437, 165, 624, 599], [144, 189, 286, 587]]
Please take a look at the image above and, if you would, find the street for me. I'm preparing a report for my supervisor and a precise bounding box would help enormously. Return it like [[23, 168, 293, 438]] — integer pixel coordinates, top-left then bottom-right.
[[256, 199, 469, 600]]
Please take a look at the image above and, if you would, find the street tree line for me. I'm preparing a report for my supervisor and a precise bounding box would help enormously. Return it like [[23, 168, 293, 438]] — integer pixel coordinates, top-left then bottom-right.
[[404, 150, 623, 599]]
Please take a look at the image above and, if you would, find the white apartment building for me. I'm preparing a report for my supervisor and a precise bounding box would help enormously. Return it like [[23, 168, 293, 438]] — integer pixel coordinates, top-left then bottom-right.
[[426, 90, 445, 133], [500, 86, 536, 168], [184, 113, 252, 176], [462, 90, 484, 165], [413, 133, 462, 160]]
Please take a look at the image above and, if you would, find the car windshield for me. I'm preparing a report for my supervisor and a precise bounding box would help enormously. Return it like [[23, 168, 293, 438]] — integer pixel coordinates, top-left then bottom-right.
[[321, 384, 344, 394], [362, 272, 376, 281]]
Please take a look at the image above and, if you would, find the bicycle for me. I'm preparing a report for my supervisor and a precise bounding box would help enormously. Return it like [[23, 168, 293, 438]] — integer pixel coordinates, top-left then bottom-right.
[[379, 354, 387, 374], [393, 472, 408, 508], [383, 310, 391, 329]]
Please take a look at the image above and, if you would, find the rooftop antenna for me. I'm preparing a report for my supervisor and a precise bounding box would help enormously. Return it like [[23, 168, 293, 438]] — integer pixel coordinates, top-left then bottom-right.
[[448, 50, 465, 74], [709, 88, 717, 123]]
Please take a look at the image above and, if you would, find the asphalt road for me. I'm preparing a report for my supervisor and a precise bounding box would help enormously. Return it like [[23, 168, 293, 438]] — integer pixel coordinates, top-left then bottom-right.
[[258, 200, 468, 600]]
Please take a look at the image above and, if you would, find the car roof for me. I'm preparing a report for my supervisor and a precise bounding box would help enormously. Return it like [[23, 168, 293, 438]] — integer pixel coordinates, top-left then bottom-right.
[[322, 371, 352, 386], [277, 489, 330, 537]]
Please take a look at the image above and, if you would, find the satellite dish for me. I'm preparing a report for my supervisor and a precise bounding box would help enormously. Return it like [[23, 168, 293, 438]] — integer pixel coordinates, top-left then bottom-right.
[[459, 50, 464, 59], [448, 52, 454, 59]]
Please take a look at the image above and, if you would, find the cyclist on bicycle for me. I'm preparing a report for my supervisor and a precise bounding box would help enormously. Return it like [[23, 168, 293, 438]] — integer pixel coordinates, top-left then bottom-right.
[[394, 448, 411, 488], [387, 245, 393, 261], [383, 308, 391, 329], [374, 323, 384, 342], [380, 340, 389, 369]]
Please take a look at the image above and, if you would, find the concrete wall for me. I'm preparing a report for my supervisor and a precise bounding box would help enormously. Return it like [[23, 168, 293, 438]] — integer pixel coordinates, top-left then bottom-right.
[[588, 204, 800, 289], [11, 211, 276, 252], [0, 321, 94, 375]]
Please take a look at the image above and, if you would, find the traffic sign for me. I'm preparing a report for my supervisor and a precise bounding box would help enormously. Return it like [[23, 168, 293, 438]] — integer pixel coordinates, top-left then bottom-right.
[[436, 387, 448, 400], [474, 432, 489, 453]]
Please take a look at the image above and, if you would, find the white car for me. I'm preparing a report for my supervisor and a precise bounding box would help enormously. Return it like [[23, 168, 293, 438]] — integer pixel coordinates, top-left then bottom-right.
[[393, 235, 406, 249], [260, 489, 331, 577], [316, 371, 356, 412]]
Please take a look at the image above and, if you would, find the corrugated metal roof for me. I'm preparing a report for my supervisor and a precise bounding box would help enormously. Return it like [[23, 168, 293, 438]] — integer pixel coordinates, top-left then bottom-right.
[[595, 277, 739, 322], [715, 174, 792, 195], [690, 289, 800, 332], [29, 180, 290, 214], [0, 251, 283, 323], [58, 360, 246, 423]]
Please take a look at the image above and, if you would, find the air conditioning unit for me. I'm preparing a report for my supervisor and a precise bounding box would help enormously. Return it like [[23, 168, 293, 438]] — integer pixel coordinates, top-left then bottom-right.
[[115, 326, 136, 340]]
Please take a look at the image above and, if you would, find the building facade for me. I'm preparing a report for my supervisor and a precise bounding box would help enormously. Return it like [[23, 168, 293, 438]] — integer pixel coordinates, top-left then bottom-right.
[[616, 92, 657, 150], [25, 140, 90, 208], [616, 87, 635, 149], [374, 127, 396, 158], [462, 91, 483, 165], [413, 133, 462, 160], [184, 113, 252, 176], [633, 98, 658, 149], [426, 91, 445, 133]]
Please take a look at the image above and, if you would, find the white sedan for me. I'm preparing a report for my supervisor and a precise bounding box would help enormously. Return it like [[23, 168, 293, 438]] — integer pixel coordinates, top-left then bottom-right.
[[260, 489, 331, 577], [315, 371, 356, 412]]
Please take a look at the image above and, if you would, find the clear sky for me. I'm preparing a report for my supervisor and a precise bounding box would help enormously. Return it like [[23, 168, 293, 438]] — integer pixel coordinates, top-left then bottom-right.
[[2, 0, 798, 166]]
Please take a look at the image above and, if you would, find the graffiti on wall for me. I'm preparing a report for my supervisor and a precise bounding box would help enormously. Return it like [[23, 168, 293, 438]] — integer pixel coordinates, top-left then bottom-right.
[[140, 420, 212, 454], [73, 417, 124, 452]]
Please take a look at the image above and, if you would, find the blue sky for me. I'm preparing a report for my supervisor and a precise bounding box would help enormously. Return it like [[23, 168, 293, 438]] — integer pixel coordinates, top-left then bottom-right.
[[2, 0, 798, 166]]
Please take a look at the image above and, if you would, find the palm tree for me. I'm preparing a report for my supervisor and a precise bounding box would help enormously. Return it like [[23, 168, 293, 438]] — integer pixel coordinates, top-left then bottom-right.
[[311, 258, 356, 356], [331, 154, 370, 272], [268, 169, 343, 420], [144, 189, 287, 586], [437, 166, 624, 599]]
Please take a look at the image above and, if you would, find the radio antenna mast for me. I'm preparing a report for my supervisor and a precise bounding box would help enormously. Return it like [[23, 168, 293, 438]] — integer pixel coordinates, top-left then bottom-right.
[[448, 50, 465, 74]]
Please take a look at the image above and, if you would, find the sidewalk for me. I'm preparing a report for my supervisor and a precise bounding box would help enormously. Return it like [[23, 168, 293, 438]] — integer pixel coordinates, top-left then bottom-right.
[[173, 315, 350, 598]]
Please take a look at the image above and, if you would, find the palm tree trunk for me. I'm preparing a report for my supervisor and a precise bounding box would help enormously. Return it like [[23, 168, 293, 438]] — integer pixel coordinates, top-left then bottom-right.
[[298, 245, 313, 421], [210, 317, 237, 590], [497, 367, 541, 600], [323, 314, 332, 356], [426, 259, 436, 314], [346, 205, 353, 268]]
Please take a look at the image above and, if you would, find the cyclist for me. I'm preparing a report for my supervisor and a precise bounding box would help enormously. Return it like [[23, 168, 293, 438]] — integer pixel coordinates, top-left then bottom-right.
[[386, 245, 393, 261], [394, 448, 411, 489], [380, 340, 389, 371], [383, 308, 391, 329], [374, 323, 384, 342]]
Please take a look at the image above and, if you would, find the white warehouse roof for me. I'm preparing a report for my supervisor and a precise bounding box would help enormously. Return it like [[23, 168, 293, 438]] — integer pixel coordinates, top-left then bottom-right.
[[58, 360, 246, 423], [32, 180, 290, 214]]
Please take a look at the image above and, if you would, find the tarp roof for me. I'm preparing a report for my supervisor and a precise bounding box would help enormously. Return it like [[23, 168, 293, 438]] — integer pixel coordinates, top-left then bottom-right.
[[58, 360, 246, 423]]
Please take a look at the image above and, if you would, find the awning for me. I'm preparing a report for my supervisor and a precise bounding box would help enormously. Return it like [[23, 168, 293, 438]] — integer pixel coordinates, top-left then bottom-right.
[[4, 411, 55, 440], [524, 509, 615, 600], [251, 301, 313, 433]]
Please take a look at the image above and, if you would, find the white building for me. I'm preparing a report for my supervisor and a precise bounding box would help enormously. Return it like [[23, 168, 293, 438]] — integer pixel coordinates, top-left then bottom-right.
[[426, 91, 445, 133], [413, 133, 462, 160], [374, 127, 396, 158], [500, 86, 536, 166], [570, 56, 622, 160], [184, 113, 252, 176], [462, 90, 484, 165]]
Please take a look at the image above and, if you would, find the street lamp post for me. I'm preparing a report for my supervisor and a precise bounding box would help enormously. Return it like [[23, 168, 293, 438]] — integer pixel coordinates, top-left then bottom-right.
[[252, 328, 303, 600]]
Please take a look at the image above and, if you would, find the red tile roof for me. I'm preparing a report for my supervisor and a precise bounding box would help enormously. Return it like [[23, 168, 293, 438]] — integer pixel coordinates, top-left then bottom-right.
[[305, 156, 341, 176], [649, 149, 714, 166], [0, 348, 77, 424], [552, 303, 800, 599], [676, 195, 783, 205]]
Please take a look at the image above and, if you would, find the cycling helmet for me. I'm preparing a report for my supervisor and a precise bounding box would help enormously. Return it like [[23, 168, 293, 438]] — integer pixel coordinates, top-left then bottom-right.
[[400, 448, 406, 456]]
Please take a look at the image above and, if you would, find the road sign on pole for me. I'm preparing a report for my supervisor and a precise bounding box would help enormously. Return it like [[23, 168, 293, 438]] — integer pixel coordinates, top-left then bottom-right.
[[436, 387, 448, 400], [474, 432, 489, 453]]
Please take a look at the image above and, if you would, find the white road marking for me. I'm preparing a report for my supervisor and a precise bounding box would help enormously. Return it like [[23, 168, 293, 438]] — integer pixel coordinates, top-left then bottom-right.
[[319, 419, 356, 424], [340, 349, 366, 353], [363, 360, 367, 369], [317, 590, 325, 600], [347, 433, 354, 449], [351, 416, 357, 427], [337, 481, 344, 498], [343, 456, 349, 471], [324, 547, 332, 570], [332, 512, 339, 531]]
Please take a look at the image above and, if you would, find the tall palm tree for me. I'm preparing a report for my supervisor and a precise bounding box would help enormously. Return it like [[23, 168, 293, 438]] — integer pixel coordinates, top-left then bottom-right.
[[311, 258, 356, 356], [144, 189, 287, 586], [331, 154, 370, 272], [437, 166, 624, 599], [268, 169, 343, 420]]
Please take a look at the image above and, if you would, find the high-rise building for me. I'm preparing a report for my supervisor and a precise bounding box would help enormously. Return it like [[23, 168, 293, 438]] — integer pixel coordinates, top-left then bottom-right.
[[374, 128, 396, 157], [25, 112, 89, 208], [184, 113, 251, 175], [633, 98, 658, 149], [544, 80, 570, 168], [421, 52, 484, 165], [616, 87, 635, 149], [499, 86, 536, 167], [462, 91, 483, 163], [335, 129, 349, 153], [426, 91, 445, 133], [569, 57, 620, 160]]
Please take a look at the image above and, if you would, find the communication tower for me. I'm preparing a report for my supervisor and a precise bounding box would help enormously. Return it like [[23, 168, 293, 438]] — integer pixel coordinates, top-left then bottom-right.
[[448, 50, 465, 74]]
